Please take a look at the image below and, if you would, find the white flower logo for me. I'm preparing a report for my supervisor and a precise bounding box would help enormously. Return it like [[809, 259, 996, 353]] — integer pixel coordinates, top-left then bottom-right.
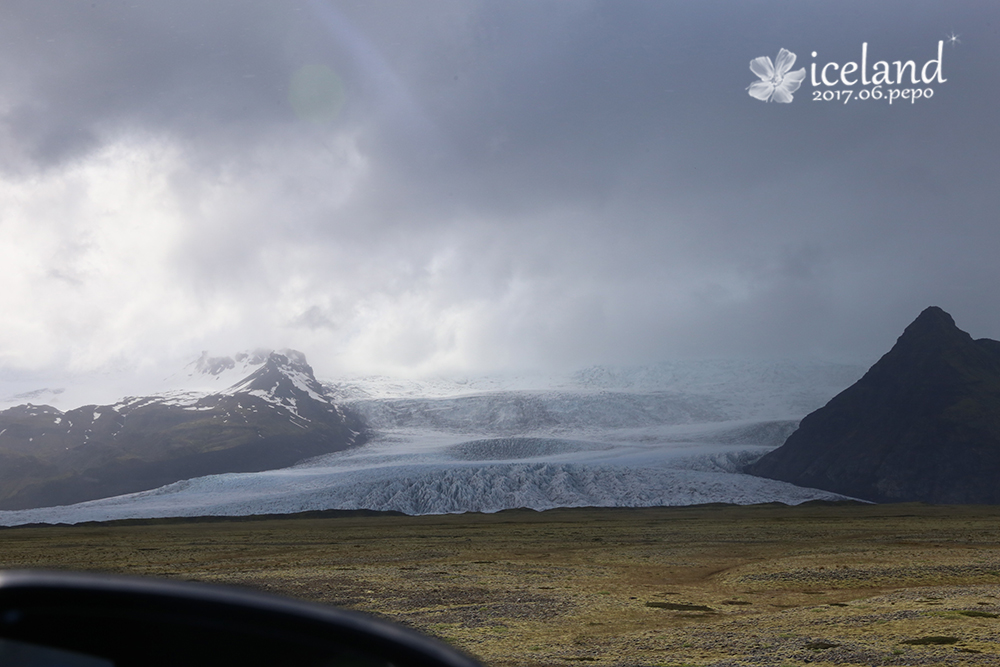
[[747, 48, 806, 103]]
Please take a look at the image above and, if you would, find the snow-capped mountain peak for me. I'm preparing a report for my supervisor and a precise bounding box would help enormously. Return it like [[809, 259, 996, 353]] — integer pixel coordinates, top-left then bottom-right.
[[177, 348, 307, 387], [0, 349, 363, 511], [224, 351, 339, 423], [227, 351, 325, 396]]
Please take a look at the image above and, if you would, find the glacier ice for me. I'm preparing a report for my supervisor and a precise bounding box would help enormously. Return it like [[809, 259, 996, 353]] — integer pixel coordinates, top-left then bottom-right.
[[0, 360, 866, 525]]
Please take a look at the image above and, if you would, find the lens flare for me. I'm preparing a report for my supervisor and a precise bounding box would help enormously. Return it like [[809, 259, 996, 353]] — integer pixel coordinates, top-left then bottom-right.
[[289, 64, 345, 123]]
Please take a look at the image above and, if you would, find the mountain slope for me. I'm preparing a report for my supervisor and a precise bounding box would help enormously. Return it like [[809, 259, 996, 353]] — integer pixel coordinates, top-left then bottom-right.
[[747, 307, 1000, 503], [0, 351, 364, 510]]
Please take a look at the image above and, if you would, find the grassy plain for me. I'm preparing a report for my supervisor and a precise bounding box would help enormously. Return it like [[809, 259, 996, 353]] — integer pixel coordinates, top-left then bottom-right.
[[1, 503, 999, 666]]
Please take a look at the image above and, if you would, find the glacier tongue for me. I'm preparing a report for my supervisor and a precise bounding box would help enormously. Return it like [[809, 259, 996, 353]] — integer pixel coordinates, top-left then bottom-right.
[[0, 424, 856, 526], [0, 360, 867, 525], [0, 457, 850, 525]]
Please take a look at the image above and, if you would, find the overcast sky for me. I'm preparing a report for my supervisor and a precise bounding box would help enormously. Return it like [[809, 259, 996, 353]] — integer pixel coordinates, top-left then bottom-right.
[[0, 0, 997, 381]]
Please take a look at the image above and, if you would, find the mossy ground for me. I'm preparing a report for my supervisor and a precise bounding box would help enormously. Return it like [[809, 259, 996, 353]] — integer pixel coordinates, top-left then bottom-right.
[[1, 503, 999, 666]]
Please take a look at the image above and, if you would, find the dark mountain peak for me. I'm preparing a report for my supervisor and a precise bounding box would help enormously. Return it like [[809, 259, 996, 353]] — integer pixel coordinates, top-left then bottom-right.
[[893, 306, 970, 351], [864, 307, 1000, 389], [910, 304, 954, 327], [748, 307, 1000, 504]]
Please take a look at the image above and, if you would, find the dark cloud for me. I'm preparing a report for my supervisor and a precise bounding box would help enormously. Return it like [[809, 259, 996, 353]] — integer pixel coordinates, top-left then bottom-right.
[[0, 0, 997, 376]]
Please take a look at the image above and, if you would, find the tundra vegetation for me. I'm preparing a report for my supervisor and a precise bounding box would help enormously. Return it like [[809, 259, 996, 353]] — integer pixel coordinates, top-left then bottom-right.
[[1, 503, 999, 667]]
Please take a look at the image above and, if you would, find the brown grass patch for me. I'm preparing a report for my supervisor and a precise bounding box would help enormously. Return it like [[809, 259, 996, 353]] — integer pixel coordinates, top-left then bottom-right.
[[2, 503, 1000, 666]]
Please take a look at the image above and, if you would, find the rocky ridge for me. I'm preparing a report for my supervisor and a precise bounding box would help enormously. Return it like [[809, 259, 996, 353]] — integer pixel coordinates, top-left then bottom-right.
[[0, 351, 364, 510]]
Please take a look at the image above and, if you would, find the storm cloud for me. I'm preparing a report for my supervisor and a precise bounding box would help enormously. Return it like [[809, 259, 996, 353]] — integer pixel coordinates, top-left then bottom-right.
[[0, 0, 997, 380]]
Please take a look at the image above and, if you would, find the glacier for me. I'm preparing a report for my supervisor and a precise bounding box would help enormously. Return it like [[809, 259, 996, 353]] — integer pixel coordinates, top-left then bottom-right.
[[0, 359, 867, 525]]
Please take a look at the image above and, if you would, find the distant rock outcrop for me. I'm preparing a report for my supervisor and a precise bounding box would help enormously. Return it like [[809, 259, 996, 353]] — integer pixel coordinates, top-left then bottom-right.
[[0, 351, 365, 510], [748, 307, 1000, 503]]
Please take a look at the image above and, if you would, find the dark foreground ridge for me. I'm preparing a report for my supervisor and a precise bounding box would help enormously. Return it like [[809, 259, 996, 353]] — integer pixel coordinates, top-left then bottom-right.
[[748, 306, 1000, 503], [0, 351, 365, 510]]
